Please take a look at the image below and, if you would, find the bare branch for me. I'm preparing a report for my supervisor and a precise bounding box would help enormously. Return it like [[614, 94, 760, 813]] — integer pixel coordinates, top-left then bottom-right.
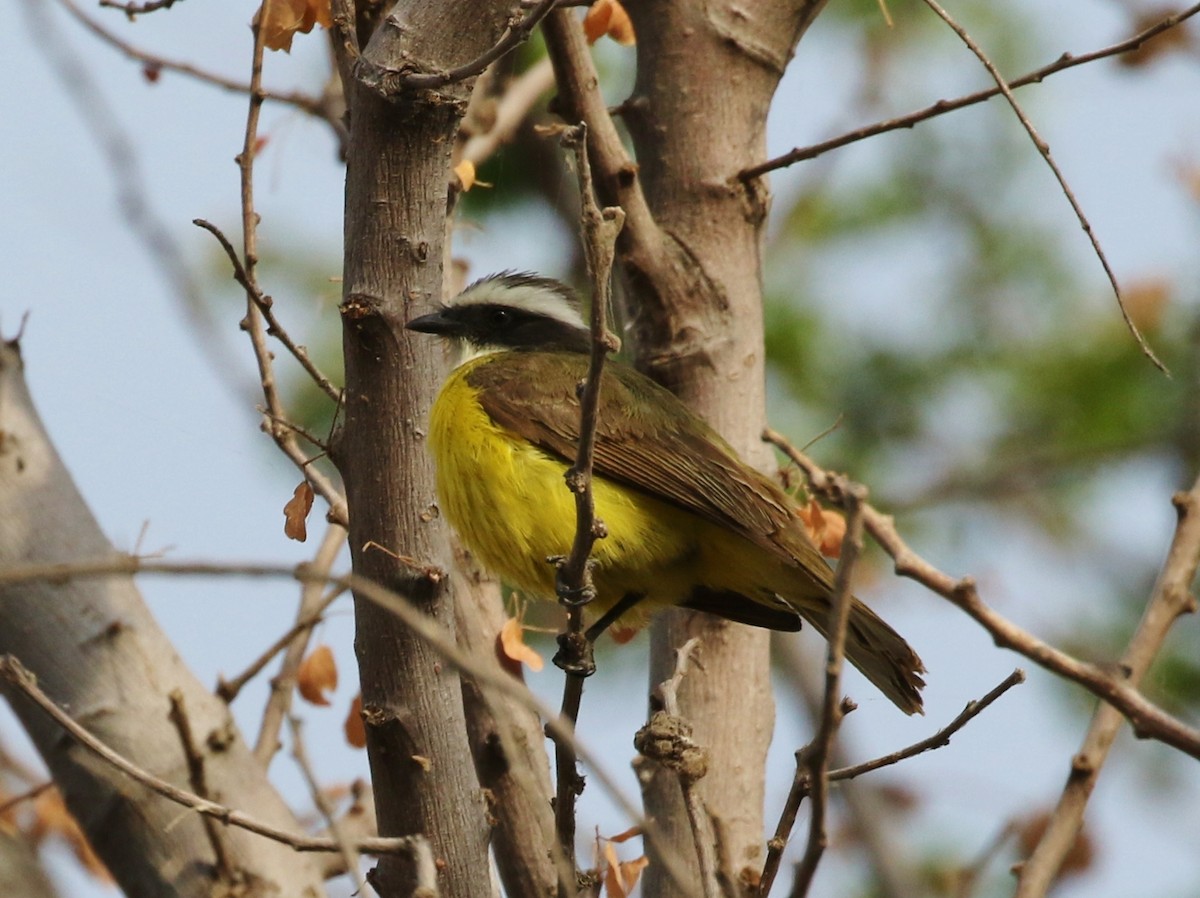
[[0, 554, 686, 882], [381, 0, 558, 91], [789, 485, 866, 898], [550, 121, 626, 894], [1015, 475, 1200, 895], [289, 715, 374, 897], [253, 523, 348, 763], [0, 655, 422, 858], [739, 3, 1200, 181], [764, 428, 1200, 760], [168, 691, 236, 881], [829, 669, 1026, 783], [191, 219, 348, 526], [98, 0, 182, 18], [55, 0, 339, 125], [459, 58, 556, 169], [919, 0, 1166, 374]]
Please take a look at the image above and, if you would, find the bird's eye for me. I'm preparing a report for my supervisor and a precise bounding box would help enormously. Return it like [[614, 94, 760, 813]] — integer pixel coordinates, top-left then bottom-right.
[[491, 308, 511, 325]]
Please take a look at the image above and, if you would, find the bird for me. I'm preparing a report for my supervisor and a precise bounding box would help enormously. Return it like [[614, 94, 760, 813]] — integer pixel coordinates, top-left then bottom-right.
[[406, 272, 925, 714]]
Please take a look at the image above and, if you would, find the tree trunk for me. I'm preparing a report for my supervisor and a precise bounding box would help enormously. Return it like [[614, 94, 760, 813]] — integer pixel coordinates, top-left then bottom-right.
[[0, 340, 327, 897], [336, 3, 523, 895], [565, 2, 828, 892]]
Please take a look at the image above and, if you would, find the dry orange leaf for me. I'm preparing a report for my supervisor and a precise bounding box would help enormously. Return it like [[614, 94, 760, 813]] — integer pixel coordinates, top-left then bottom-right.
[[344, 693, 366, 748], [602, 841, 649, 897], [797, 498, 846, 558], [454, 159, 477, 191], [297, 644, 338, 706], [498, 617, 544, 674], [284, 481, 314, 542], [584, 0, 635, 46], [256, 0, 332, 53], [29, 789, 111, 883]]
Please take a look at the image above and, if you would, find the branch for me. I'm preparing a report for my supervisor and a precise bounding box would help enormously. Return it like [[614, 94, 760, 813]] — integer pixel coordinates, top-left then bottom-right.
[[55, 0, 340, 127], [289, 715, 374, 897], [253, 523, 348, 763], [829, 669, 1025, 783], [1015, 473, 1200, 895], [764, 429, 1200, 760], [551, 121, 625, 894], [919, 0, 1165, 374], [740, 3, 1200, 180], [0, 554, 697, 888], [789, 487, 866, 898], [0, 655, 423, 858], [360, 0, 557, 93], [98, 0, 182, 17], [192, 219, 348, 527]]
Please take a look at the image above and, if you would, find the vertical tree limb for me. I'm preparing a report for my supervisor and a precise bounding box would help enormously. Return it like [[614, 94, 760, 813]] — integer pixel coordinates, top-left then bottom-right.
[[335, 3, 525, 894]]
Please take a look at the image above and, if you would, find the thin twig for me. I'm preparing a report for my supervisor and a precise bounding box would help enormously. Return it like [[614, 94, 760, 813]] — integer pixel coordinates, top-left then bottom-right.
[[551, 122, 626, 897], [191, 222, 348, 528], [193, 219, 342, 404], [758, 669, 1023, 897], [828, 669, 1025, 783], [253, 523, 347, 763], [1015, 475, 1200, 896], [0, 654, 420, 857], [396, 0, 558, 90], [459, 57, 556, 169], [0, 554, 693, 891], [168, 690, 236, 880], [762, 428, 1200, 760], [740, 3, 1200, 181], [0, 781, 54, 817], [788, 488, 867, 898], [98, 0, 182, 17], [55, 0, 338, 124], [289, 715, 373, 897], [919, 0, 1166, 373]]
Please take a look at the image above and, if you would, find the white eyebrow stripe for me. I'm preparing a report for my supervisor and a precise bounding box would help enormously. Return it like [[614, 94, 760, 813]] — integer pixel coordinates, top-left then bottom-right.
[[451, 274, 587, 330]]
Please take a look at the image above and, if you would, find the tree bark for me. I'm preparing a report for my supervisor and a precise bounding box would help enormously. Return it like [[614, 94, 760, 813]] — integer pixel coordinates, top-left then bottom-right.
[[0, 340, 327, 897], [336, 3, 523, 895], [602, 2, 828, 893]]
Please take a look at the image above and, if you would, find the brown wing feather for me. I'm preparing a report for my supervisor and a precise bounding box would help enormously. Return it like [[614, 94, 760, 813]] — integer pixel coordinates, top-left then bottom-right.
[[467, 351, 826, 574]]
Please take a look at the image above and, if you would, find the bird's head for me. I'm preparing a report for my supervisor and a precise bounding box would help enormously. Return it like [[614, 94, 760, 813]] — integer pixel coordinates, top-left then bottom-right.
[[406, 272, 591, 357]]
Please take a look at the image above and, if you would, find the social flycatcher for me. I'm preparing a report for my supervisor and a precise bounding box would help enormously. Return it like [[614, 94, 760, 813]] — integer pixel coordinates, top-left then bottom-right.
[[407, 272, 925, 714]]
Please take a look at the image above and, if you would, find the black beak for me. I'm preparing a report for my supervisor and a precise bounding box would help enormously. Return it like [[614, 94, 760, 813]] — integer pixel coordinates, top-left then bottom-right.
[[405, 309, 454, 335]]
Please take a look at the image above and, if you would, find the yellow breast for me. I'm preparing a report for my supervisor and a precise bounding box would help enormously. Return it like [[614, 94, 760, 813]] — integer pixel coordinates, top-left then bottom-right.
[[426, 355, 700, 620]]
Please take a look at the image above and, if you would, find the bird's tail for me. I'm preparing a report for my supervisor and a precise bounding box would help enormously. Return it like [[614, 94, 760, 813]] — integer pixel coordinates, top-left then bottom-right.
[[800, 594, 926, 715]]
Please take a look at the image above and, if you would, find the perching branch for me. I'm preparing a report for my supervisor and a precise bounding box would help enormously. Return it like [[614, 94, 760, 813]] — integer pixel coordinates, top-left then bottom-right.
[[739, 3, 1200, 181], [764, 428, 1200, 760], [550, 121, 626, 895]]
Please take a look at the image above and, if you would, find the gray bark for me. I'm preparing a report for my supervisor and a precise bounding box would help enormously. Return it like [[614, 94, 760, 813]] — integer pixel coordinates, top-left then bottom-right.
[[336, 3, 526, 895], [0, 339, 326, 897]]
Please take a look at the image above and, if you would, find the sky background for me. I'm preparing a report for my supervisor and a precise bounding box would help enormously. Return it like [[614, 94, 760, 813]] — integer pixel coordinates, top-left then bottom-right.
[[3, 1, 1200, 896]]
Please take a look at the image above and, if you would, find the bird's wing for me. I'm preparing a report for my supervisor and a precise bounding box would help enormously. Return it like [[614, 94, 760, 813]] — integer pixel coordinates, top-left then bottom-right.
[[466, 352, 830, 579]]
